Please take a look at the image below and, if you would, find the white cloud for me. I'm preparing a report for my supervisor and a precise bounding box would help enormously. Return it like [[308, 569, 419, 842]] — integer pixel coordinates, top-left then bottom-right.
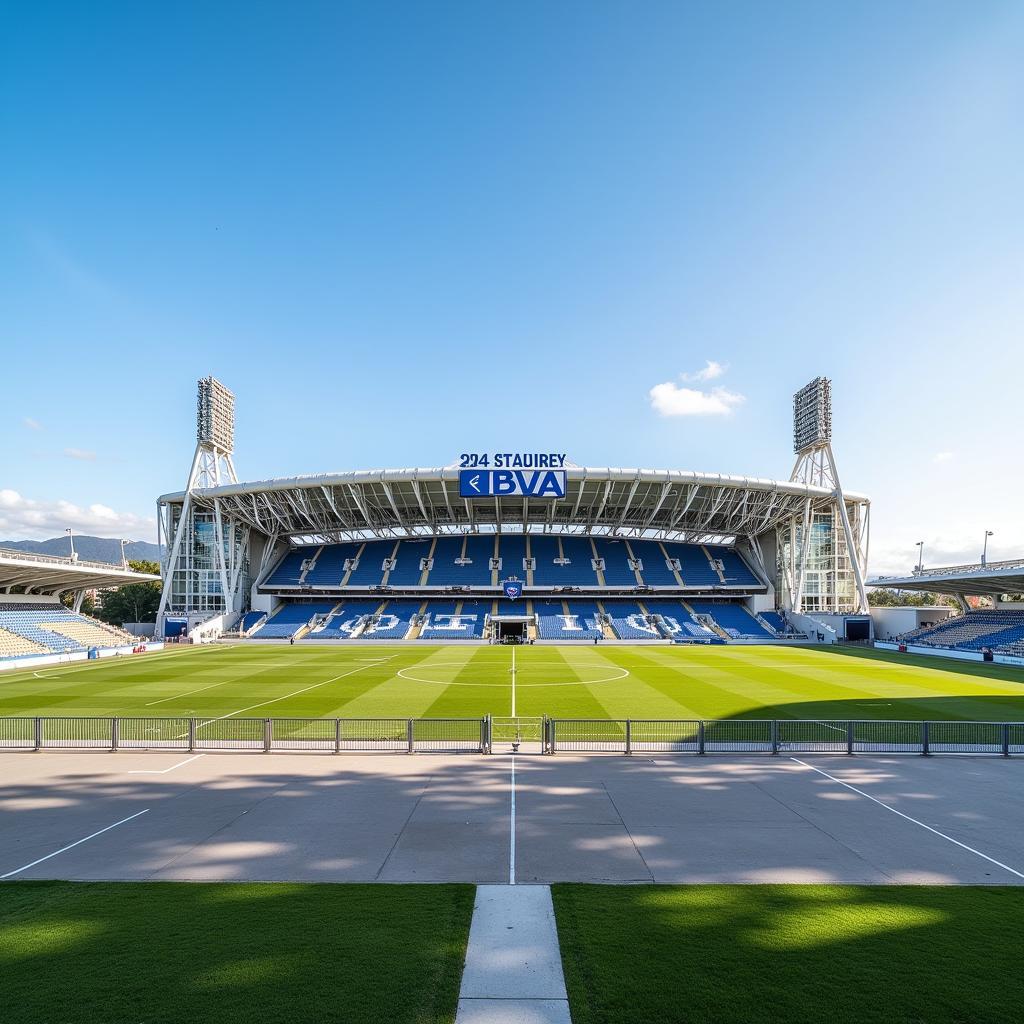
[[0, 489, 155, 541], [23, 417, 42, 431], [650, 382, 745, 417], [932, 451, 955, 463], [63, 447, 97, 462], [681, 360, 727, 383]]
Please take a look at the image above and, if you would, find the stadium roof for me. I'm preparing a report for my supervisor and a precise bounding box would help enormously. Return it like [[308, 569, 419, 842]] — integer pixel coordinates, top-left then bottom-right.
[[868, 558, 1024, 598], [159, 467, 868, 542], [0, 548, 160, 596]]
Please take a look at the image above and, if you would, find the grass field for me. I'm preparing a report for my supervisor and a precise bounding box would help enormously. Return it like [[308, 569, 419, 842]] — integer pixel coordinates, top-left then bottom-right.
[[0, 881, 473, 1024], [1, 642, 1023, 721], [552, 884, 1024, 1024]]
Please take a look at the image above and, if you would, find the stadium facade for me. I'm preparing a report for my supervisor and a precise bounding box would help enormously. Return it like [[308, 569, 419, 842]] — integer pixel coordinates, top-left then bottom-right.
[[155, 377, 871, 643]]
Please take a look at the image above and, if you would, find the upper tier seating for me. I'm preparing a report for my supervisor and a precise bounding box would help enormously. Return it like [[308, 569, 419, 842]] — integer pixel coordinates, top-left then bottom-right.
[[302, 544, 361, 586], [688, 601, 774, 639], [556, 538, 601, 587], [498, 534, 528, 579], [386, 540, 432, 586], [266, 546, 318, 586], [606, 602, 661, 640], [592, 539, 639, 586], [705, 545, 760, 586], [345, 541, 394, 587], [0, 603, 136, 655], [643, 600, 721, 642], [419, 601, 486, 639], [626, 540, 680, 586], [251, 602, 338, 638], [535, 600, 602, 640], [662, 543, 720, 587], [424, 536, 494, 587]]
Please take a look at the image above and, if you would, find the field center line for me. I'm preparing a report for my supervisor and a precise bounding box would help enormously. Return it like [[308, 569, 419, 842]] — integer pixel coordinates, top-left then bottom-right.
[[509, 754, 516, 886], [0, 809, 150, 879], [127, 754, 205, 775], [790, 757, 1024, 880], [196, 663, 377, 726], [511, 645, 516, 717]]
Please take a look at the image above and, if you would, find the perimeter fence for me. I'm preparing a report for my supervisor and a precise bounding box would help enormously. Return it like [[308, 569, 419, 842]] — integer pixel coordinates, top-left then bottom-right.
[[1, 716, 1023, 756]]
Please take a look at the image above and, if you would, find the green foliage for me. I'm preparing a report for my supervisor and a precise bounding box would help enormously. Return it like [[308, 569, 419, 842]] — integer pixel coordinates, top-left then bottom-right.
[[59, 592, 95, 615], [868, 588, 956, 607], [94, 559, 162, 626], [0, 882, 473, 1024], [553, 884, 1024, 1024]]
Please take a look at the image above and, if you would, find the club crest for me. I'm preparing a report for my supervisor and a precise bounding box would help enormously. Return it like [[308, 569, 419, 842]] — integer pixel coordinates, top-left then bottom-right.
[[502, 577, 523, 601]]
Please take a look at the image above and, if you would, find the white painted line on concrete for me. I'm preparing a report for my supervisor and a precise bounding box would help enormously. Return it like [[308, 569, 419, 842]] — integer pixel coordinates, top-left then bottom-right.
[[509, 755, 517, 885], [0, 809, 150, 879], [197, 664, 376, 726], [456, 885, 571, 1024], [791, 757, 1024, 880], [127, 754, 205, 775]]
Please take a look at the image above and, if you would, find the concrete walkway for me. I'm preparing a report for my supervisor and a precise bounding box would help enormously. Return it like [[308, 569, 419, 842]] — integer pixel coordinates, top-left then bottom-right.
[[456, 885, 571, 1024]]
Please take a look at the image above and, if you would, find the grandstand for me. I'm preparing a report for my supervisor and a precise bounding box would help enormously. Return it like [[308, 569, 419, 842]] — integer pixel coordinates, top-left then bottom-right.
[[0, 548, 159, 666], [153, 376, 873, 646]]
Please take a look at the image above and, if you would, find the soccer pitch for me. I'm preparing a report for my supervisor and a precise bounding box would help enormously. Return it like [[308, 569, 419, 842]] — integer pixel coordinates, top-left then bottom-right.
[[1, 643, 1023, 722]]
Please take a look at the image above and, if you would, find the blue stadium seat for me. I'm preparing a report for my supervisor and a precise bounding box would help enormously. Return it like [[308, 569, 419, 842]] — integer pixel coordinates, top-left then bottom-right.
[[385, 541, 431, 586], [419, 601, 486, 639], [308, 601, 380, 639], [626, 540, 680, 586], [705, 545, 760, 586], [359, 600, 417, 639], [688, 601, 773, 639], [592, 539, 638, 586], [535, 600, 602, 640], [251, 602, 338, 638], [662, 543, 720, 587], [303, 544, 362, 587], [605, 602, 661, 639]]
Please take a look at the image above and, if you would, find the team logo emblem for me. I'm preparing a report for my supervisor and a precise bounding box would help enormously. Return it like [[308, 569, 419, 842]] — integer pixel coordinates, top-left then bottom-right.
[[502, 577, 523, 601]]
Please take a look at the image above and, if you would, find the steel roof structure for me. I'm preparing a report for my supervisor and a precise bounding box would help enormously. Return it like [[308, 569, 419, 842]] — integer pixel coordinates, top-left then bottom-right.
[[869, 559, 1024, 599], [0, 548, 160, 596], [159, 466, 868, 542]]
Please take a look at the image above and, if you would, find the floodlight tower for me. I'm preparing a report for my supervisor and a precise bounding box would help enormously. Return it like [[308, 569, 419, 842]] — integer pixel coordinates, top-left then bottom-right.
[[786, 378, 870, 614], [156, 377, 243, 629]]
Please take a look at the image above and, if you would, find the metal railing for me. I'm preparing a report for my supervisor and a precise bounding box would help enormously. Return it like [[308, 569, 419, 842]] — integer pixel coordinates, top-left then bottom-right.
[[0, 716, 1022, 757]]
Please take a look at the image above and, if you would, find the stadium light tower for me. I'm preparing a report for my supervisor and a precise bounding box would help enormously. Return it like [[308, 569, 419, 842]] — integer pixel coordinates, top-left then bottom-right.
[[982, 530, 993, 567], [916, 541, 924, 573], [157, 377, 243, 630], [786, 377, 870, 614]]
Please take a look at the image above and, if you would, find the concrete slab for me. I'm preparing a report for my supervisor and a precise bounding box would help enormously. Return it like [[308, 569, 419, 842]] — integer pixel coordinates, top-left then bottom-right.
[[456, 885, 570, 1024], [1, 751, 1023, 884]]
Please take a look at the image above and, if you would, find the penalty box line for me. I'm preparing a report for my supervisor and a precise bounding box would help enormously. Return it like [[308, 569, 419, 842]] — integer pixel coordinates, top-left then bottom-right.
[[791, 758, 1024, 881]]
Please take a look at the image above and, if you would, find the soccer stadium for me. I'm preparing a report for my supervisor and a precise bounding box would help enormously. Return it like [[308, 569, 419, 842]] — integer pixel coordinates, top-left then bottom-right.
[[3, 376, 1024, 1024]]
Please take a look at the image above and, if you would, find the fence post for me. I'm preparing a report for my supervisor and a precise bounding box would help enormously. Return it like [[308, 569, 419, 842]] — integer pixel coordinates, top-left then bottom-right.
[[1002, 723, 1010, 757], [698, 720, 705, 756], [770, 719, 779, 755], [846, 721, 854, 755], [481, 716, 489, 754], [188, 718, 196, 752], [111, 717, 119, 753], [625, 719, 632, 756], [407, 719, 415, 754], [34, 717, 42, 752], [263, 718, 272, 753], [335, 718, 342, 755], [921, 720, 930, 756], [549, 719, 556, 755]]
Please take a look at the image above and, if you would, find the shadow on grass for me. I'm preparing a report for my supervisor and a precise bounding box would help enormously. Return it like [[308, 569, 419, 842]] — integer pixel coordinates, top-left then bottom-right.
[[0, 880, 473, 1024], [553, 883, 1024, 1024]]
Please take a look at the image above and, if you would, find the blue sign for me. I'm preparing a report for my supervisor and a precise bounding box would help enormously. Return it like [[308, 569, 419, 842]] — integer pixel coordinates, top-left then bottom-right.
[[459, 469, 567, 499], [502, 578, 523, 601]]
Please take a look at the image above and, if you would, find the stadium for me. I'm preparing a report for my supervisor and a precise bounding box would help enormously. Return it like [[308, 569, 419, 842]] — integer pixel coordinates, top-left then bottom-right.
[[3, 374, 1024, 1024]]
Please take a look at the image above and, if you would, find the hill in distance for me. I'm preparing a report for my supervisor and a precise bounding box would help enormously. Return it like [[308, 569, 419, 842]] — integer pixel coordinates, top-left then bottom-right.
[[0, 536, 160, 565]]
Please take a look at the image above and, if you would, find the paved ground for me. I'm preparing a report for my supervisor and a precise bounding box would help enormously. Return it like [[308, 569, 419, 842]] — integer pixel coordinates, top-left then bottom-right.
[[1, 750, 1023, 884]]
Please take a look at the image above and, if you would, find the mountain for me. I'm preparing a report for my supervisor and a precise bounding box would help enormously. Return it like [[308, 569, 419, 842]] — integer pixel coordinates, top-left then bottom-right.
[[0, 536, 160, 566]]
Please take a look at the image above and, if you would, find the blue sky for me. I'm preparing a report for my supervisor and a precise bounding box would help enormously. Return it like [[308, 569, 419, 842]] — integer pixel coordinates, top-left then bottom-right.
[[2, 1, 1022, 574]]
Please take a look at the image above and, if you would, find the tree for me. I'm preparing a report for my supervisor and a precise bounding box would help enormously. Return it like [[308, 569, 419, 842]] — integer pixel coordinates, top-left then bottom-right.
[[61, 591, 95, 615], [95, 559, 162, 626], [868, 588, 956, 608]]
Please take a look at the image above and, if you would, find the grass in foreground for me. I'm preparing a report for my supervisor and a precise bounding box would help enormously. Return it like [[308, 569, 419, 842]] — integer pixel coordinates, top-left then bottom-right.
[[553, 884, 1024, 1024], [0, 881, 474, 1024]]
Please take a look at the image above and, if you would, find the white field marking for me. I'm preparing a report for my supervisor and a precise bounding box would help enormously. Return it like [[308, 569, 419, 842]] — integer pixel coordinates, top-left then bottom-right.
[[145, 678, 240, 706], [509, 754, 516, 886], [127, 754, 204, 775], [0, 809, 150, 879], [196, 663, 378, 726], [395, 663, 629, 688], [790, 758, 1024, 880], [511, 646, 516, 717], [11, 643, 233, 685]]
